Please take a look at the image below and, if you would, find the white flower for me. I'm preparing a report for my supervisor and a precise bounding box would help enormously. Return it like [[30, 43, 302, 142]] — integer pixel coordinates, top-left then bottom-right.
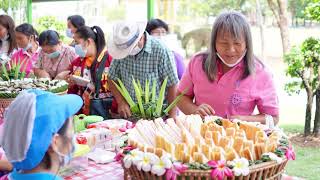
[[123, 149, 143, 168], [151, 155, 173, 176], [230, 158, 249, 176], [263, 152, 282, 164], [136, 152, 158, 172]]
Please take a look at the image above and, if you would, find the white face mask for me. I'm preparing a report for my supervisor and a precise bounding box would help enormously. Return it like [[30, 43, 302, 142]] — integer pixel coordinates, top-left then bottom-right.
[[66, 29, 73, 38], [129, 45, 142, 56], [216, 50, 247, 68], [53, 136, 76, 167]]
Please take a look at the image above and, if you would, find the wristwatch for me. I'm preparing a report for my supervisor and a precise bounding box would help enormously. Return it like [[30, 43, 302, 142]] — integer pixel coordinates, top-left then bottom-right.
[[265, 114, 274, 129]]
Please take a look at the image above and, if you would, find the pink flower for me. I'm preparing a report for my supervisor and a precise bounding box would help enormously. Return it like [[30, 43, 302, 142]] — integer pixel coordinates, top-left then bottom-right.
[[114, 151, 124, 162], [123, 145, 135, 151], [285, 146, 296, 160], [208, 160, 233, 180], [119, 122, 135, 132], [165, 162, 188, 180]]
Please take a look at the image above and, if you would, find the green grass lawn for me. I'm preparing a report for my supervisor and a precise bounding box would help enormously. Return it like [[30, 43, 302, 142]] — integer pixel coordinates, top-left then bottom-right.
[[280, 124, 320, 180]]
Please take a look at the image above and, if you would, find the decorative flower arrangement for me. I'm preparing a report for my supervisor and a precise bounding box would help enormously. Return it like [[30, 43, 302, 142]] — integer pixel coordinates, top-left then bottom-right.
[[116, 117, 296, 179], [112, 77, 187, 120], [0, 57, 29, 81]]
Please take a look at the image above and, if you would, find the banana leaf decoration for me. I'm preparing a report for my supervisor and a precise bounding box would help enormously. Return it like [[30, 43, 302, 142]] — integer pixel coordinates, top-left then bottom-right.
[[113, 76, 187, 120]]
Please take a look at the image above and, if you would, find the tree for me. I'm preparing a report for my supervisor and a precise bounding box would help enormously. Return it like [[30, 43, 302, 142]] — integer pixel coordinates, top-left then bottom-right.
[[0, 0, 20, 14], [305, 0, 320, 22], [34, 16, 66, 42], [256, 0, 265, 59], [267, 0, 290, 55], [288, 0, 313, 26], [285, 37, 320, 136]]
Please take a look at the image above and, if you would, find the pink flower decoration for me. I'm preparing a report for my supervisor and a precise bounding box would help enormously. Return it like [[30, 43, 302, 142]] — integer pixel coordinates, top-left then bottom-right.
[[119, 122, 135, 132], [165, 162, 188, 180], [123, 145, 135, 151], [208, 160, 233, 180], [114, 151, 124, 162], [285, 146, 296, 160]]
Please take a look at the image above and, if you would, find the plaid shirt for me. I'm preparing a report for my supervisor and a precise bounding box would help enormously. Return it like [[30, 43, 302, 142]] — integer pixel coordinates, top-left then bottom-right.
[[108, 32, 179, 102]]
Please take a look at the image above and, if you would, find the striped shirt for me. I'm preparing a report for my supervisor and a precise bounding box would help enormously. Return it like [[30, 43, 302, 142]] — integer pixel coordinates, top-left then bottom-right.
[[108, 32, 179, 102]]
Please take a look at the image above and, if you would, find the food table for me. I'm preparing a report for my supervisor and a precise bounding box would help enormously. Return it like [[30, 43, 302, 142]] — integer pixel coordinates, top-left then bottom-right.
[[62, 161, 124, 180]]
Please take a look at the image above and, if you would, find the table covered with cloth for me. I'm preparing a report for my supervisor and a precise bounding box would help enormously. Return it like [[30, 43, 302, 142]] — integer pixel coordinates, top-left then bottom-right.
[[62, 160, 124, 180]]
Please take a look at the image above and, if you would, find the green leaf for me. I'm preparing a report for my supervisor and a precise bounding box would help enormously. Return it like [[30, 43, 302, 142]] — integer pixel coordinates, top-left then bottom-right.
[[163, 87, 188, 114], [151, 79, 157, 103], [155, 77, 168, 116], [115, 79, 136, 108], [132, 78, 145, 117], [14, 59, 21, 79], [145, 79, 150, 104], [137, 80, 143, 96], [2, 64, 9, 81]]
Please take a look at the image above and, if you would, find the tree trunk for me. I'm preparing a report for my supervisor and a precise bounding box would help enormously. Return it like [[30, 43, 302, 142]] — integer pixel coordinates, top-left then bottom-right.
[[305, 90, 313, 136], [256, 0, 265, 59], [278, 0, 290, 54], [314, 90, 320, 137], [267, 0, 290, 55]]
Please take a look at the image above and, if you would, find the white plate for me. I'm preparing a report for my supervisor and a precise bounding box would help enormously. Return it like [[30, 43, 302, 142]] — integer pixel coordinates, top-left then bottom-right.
[[71, 75, 90, 87]]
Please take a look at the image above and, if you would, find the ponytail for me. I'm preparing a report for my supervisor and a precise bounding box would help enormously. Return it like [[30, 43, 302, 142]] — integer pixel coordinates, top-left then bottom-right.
[[91, 26, 106, 57], [76, 25, 106, 57]]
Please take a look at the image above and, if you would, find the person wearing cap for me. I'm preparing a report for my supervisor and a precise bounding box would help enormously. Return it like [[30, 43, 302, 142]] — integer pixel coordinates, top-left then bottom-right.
[[107, 21, 179, 119], [0, 89, 83, 180]]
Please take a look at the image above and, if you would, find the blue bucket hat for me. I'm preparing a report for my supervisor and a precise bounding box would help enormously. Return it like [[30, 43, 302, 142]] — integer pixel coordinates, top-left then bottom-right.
[[0, 89, 83, 170]]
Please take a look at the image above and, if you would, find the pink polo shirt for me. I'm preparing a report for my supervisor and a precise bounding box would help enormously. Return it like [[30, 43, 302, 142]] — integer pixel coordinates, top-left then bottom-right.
[[178, 53, 279, 118], [11, 48, 41, 76]]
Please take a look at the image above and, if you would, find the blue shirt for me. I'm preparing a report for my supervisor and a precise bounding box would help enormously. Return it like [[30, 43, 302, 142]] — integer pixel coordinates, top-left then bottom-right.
[[9, 170, 63, 180]]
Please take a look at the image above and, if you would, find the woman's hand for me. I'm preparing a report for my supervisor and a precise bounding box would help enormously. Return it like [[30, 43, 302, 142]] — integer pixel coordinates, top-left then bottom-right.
[[193, 104, 215, 118], [118, 101, 132, 119], [66, 75, 75, 86], [38, 70, 51, 79], [55, 70, 70, 80]]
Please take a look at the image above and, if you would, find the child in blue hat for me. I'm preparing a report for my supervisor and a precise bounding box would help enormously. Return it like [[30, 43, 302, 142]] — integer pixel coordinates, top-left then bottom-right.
[[0, 89, 83, 180]]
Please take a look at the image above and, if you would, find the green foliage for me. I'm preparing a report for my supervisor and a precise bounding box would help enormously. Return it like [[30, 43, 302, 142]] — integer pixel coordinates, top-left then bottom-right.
[[0, 0, 21, 14], [113, 77, 185, 120], [0, 57, 28, 81], [305, 0, 320, 22], [34, 16, 66, 41], [284, 37, 320, 95], [288, 0, 313, 19], [285, 145, 320, 180]]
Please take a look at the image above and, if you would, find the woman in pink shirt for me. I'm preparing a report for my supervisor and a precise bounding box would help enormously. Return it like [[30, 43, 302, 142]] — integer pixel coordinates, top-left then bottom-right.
[[11, 23, 40, 76], [177, 11, 279, 125]]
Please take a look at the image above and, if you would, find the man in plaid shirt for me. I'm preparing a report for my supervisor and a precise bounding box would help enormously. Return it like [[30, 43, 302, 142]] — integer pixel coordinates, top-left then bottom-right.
[[107, 21, 179, 119]]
